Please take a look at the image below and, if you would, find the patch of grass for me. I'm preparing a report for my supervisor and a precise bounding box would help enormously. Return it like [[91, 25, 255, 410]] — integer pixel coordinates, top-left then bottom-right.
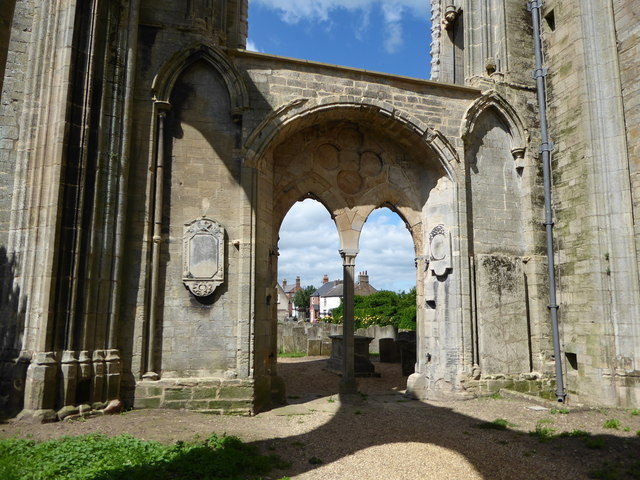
[[0, 433, 290, 480], [476, 418, 514, 430], [584, 437, 605, 449], [624, 426, 631, 432], [550, 407, 570, 414], [530, 419, 556, 442], [309, 456, 323, 465], [278, 351, 307, 358], [559, 429, 591, 438], [589, 461, 640, 480], [327, 396, 335, 403], [603, 418, 621, 429], [488, 391, 503, 399], [630, 409, 639, 416]]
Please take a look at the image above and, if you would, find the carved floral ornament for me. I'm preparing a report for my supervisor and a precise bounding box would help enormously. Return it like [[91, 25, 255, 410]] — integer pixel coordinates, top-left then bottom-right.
[[183, 218, 225, 297]]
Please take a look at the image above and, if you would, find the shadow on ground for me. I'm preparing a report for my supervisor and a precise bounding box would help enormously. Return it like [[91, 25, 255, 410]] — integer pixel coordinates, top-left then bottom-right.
[[254, 357, 640, 480]]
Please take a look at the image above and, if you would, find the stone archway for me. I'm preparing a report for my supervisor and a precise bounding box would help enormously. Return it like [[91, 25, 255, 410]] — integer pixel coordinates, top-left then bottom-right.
[[247, 104, 465, 408]]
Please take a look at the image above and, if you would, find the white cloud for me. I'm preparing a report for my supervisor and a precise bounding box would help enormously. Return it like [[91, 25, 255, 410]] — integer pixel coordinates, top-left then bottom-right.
[[252, 0, 425, 22], [252, 0, 427, 54], [278, 200, 415, 292], [382, 4, 404, 53], [246, 39, 261, 52]]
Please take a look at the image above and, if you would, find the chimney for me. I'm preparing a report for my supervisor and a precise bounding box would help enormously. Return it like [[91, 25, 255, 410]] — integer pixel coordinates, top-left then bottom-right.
[[322, 274, 329, 284], [358, 271, 369, 285], [295, 276, 301, 289], [282, 279, 287, 289]]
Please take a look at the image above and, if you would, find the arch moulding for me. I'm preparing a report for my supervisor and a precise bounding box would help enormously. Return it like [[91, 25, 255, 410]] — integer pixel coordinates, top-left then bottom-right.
[[151, 42, 250, 116], [461, 90, 529, 163], [243, 96, 461, 183]]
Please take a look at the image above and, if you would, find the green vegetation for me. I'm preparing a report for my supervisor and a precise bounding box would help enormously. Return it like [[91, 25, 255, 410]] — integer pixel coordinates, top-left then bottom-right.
[[476, 418, 514, 430], [329, 288, 417, 330], [278, 351, 307, 358], [0, 433, 290, 480], [530, 419, 556, 442], [630, 409, 639, 416], [550, 407, 570, 414], [308, 457, 323, 465], [589, 461, 640, 479], [603, 418, 621, 429], [584, 437, 605, 449], [559, 429, 590, 438], [293, 285, 316, 315]]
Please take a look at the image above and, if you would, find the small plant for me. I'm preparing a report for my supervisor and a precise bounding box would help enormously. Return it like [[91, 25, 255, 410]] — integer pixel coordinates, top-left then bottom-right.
[[550, 407, 570, 414], [309, 456, 323, 465], [636, 430, 640, 436], [623, 426, 631, 432], [327, 396, 335, 403], [584, 437, 605, 449], [531, 419, 556, 442], [489, 391, 503, 399], [603, 418, 621, 429], [559, 429, 591, 438], [630, 408, 639, 416]]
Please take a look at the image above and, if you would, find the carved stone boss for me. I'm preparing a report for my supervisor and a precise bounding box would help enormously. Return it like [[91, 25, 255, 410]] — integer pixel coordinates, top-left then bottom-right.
[[183, 218, 225, 296]]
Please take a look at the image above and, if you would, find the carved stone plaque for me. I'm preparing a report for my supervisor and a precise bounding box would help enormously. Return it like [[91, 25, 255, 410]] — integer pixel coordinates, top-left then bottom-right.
[[183, 218, 224, 296], [428, 224, 452, 276]]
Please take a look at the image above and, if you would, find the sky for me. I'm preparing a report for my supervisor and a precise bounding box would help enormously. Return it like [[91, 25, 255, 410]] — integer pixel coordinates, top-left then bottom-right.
[[248, 0, 432, 292]]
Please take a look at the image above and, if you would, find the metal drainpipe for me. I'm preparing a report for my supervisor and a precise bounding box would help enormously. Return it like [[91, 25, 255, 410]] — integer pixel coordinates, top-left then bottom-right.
[[528, 0, 566, 402]]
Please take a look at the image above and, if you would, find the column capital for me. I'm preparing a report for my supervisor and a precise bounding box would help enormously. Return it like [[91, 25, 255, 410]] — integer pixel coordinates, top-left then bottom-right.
[[155, 100, 172, 113], [339, 249, 359, 266]]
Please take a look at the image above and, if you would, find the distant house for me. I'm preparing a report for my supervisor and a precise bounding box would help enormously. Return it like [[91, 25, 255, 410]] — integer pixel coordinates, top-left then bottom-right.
[[281, 276, 301, 317], [275, 283, 290, 321], [309, 272, 377, 322], [355, 271, 377, 296]]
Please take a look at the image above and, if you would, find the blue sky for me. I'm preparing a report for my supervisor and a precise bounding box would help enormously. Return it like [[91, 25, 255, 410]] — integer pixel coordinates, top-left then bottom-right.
[[248, 0, 432, 292], [248, 0, 432, 79]]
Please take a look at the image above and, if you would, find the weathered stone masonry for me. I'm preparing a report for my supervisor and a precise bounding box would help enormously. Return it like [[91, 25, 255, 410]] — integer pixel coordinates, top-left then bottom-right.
[[0, 0, 638, 421]]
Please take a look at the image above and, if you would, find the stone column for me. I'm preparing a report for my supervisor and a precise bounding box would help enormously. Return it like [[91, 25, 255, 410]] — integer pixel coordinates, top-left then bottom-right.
[[77, 350, 92, 414], [57, 350, 79, 419], [91, 350, 106, 409], [104, 349, 122, 412], [339, 249, 358, 395], [17, 352, 58, 422]]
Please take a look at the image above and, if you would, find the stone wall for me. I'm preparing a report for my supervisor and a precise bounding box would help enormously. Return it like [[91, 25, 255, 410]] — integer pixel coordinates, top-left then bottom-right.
[[277, 320, 397, 356]]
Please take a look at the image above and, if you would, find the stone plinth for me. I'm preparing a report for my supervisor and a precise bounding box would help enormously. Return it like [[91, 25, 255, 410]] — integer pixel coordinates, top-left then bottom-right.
[[327, 335, 379, 377]]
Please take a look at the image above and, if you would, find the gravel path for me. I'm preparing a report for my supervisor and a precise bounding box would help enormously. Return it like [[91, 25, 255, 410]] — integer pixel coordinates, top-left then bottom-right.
[[2, 356, 639, 479]]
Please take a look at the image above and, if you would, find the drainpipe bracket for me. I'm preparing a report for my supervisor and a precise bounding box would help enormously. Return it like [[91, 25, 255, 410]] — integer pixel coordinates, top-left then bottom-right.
[[527, 0, 543, 11], [532, 67, 548, 80], [539, 141, 554, 153]]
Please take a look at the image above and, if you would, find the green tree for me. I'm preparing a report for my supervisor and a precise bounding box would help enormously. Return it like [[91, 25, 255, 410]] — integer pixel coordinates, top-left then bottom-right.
[[330, 288, 417, 330], [293, 285, 316, 311]]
